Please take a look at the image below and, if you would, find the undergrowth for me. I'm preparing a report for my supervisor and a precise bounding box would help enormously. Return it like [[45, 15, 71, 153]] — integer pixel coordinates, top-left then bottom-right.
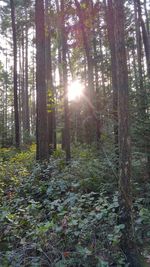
[[0, 145, 150, 266]]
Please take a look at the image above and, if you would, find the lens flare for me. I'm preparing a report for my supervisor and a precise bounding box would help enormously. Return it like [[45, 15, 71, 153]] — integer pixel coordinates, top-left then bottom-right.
[[68, 80, 83, 101]]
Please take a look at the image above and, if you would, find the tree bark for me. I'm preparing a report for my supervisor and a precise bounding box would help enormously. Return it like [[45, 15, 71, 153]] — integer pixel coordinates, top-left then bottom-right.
[[35, 0, 49, 160], [134, 0, 150, 179], [24, 7, 30, 140], [45, 0, 56, 153], [136, 0, 150, 76], [106, 0, 119, 166], [10, 0, 20, 148], [91, 0, 102, 146], [75, 0, 95, 144], [114, 1, 141, 265], [60, 0, 71, 162]]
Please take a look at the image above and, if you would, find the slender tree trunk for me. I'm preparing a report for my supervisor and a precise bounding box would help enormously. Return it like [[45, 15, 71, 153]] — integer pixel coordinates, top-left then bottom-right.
[[10, 0, 20, 148], [1, 86, 5, 147], [24, 7, 30, 140], [136, 0, 150, 76], [18, 39, 22, 140], [106, 0, 118, 166], [22, 27, 26, 140], [56, 0, 64, 149], [35, 0, 49, 160], [75, 0, 95, 144], [134, 1, 148, 115], [4, 44, 8, 145], [45, 0, 56, 153], [134, 0, 150, 179], [20, 11, 30, 144], [144, 0, 150, 35], [114, 1, 141, 266], [91, 0, 101, 146], [61, 0, 71, 162], [31, 36, 36, 136]]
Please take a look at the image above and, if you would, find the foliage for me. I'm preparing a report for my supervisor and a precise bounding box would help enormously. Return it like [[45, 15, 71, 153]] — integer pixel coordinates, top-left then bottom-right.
[[0, 146, 149, 266], [0, 145, 35, 199]]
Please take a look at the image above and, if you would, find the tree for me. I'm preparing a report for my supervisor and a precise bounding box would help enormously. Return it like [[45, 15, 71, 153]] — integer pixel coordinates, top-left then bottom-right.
[[75, 0, 95, 144], [24, 4, 30, 141], [35, 0, 49, 160], [10, 0, 20, 148], [114, 1, 142, 265], [134, 0, 150, 179], [45, 0, 56, 153], [136, 0, 150, 77], [106, 0, 118, 165], [60, 0, 71, 162]]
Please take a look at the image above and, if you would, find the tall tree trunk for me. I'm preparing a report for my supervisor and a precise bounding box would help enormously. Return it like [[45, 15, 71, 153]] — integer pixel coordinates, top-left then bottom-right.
[[144, 0, 150, 35], [4, 43, 8, 145], [18, 38, 22, 141], [134, 0, 150, 179], [114, 1, 141, 265], [134, 0, 145, 114], [75, 0, 95, 144], [22, 26, 25, 140], [91, 0, 102, 146], [61, 0, 71, 162], [21, 10, 30, 143], [31, 43, 36, 136], [24, 7, 30, 140], [35, 0, 49, 160], [56, 0, 64, 149], [136, 0, 150, 76], [1, 86, 5, 147], [45, 0, 56, 153], [106, 0, 118, 166], [10, 0, 20, 148]]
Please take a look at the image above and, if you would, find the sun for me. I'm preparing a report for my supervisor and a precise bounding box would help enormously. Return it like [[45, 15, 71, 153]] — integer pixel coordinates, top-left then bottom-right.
[[68, 80, 83, 101]]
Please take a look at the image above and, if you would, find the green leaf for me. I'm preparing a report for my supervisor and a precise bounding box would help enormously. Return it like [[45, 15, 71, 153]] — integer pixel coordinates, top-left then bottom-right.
[[96, 259, 109, 267]]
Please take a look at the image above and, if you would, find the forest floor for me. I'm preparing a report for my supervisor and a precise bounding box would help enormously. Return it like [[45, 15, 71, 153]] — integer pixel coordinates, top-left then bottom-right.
[[0, 144, 150, 267]]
